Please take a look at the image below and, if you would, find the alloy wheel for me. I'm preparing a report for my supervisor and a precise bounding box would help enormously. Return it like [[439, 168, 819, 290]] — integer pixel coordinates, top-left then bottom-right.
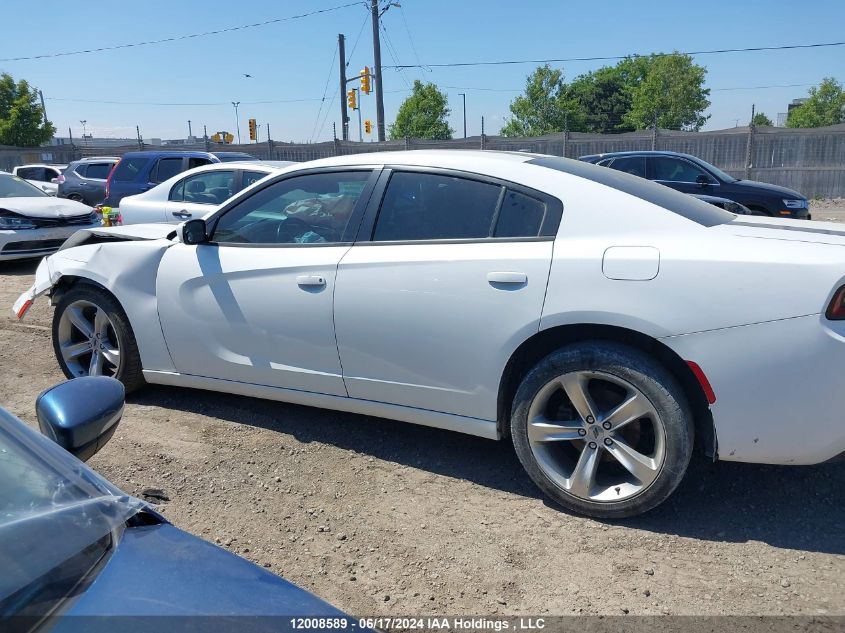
[[57, 299, 121, 377], [526, 370, 666, 503]]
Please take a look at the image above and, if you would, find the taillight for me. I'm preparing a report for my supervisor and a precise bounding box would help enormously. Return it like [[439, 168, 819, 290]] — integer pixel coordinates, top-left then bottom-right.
[[105, 160, 119, 199], [827, 285, 845, 320]]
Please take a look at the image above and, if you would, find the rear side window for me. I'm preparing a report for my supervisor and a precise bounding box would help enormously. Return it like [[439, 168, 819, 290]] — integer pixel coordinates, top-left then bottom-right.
[[73, 163, 88, 177], [494, 190, 546, 238], [188, 157, 213, 170], [152, 157, 183, 183], [242, 170, 269, 189], [84, 163, 113, 179], [608, 156, 646, 178], [112, 157, 150, 182], [372, 172, 501, 241]]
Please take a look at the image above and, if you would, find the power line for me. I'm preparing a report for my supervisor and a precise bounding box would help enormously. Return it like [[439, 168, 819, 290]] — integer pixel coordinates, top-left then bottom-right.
[[397, 4, 427, 77], [380, 22, 413, 90], [309, 41, 339, 143], [345, 9, 371, 68], [0, 2, 363, 62], [382, 40, 845, 69]]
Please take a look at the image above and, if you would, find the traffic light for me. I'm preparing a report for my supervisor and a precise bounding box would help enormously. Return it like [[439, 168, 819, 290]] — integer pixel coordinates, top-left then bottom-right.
[[347, 89, 357, 110], [248, 118, 257, 141], [364, 119, 372, 135], [361, 66, 371, 95]]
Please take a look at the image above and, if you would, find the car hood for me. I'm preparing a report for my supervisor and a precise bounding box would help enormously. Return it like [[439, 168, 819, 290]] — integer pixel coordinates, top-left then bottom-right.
[[62, 523, 348, 619], [59, 222, 178, 251], [0, 196, 91, 218], [731, 179, 805, 199], [718, 215, 845, 247]]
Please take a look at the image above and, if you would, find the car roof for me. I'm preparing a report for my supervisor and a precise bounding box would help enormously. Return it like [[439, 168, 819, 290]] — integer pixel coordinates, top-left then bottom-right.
[[297, 149, 536, 171], [14, 163, 68, 169], [578, 150, 702, 161], [73, 156, 120, 163], [119, 150, 216, 158]]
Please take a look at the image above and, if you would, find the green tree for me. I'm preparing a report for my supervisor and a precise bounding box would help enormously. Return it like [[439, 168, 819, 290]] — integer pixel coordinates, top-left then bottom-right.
[[0, 74, 55, 147], [786, 78, 845, 128], [751, 112, 773, 127], [389, 80, 452, 140], [501, 65, 569, 137], [565, 56, 655, 133], [623, 53, 710, 131]]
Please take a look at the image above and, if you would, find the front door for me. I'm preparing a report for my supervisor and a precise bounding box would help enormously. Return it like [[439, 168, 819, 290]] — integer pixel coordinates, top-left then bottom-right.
[[334, 169, 561, 421], [156, 169, 377, 396]]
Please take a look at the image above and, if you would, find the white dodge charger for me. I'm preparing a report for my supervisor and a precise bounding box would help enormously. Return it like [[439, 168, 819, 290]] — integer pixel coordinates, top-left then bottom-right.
[[13, 151, 845, 517]]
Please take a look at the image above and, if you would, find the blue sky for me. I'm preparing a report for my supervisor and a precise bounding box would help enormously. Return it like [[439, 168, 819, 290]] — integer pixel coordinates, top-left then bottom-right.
[[2, 0, 843, 142]]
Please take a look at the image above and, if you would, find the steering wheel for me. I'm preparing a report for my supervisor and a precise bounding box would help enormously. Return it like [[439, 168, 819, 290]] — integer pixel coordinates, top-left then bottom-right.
[[274, 216, 314, 243]]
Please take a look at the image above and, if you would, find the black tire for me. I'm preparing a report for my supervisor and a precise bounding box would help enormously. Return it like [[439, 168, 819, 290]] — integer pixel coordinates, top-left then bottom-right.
[[52, 284, 145, 393], [67, 193, 85, 203], [511, 341, 693, 519]]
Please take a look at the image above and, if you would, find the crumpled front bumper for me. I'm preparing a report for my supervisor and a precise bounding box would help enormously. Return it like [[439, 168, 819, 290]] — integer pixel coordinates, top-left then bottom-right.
[[12, 256, 58, 320]]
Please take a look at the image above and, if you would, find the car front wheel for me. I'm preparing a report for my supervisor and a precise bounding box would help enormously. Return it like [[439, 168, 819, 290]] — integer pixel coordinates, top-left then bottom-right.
[[511, 342, 693, 518], [52, 285, 145, 392]]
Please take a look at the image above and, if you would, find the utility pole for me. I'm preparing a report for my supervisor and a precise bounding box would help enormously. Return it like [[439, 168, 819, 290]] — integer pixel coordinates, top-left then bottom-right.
[[338, 34, 349, 141], [356, 88, 363, 142], [232, 101, 241, 144], [458, 93, 466, 138], [187, 120, 192, 139], [370, 0, 386, 141], [136, 125, 143, 151], [203, 125, 210, 152], [745, 103, 756, 179], [39, 90, 49, 127]]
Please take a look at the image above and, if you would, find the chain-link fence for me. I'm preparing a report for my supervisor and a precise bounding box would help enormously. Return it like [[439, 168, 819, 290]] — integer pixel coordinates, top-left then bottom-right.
[[3, 122, 844, 197]]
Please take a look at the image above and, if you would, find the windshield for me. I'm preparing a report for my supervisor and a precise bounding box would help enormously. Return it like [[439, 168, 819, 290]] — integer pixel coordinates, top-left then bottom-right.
[[0, 174, 50, 198], [0, 409, 144, 616]]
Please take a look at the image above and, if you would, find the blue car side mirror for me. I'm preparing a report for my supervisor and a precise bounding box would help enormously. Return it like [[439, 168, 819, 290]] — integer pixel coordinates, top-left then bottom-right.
[[36, 377, 125, 462]]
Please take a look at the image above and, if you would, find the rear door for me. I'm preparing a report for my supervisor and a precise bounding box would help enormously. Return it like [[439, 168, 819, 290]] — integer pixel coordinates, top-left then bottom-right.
[[333, 168, 561, 422]]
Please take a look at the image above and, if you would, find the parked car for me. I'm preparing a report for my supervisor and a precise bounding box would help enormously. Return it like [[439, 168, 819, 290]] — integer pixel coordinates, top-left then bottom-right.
[[14, 150, 845, 518], [0, 172, 100, 260], [0, 376, 358, 621], [12, 163, 67, 195], [118, 161, 293, 225], [690, 193, 753, 215], [213, 151, 258, 162], [103, 151, 220, 209], [579, 150, 810, 219], [58, 156, 120, 206]]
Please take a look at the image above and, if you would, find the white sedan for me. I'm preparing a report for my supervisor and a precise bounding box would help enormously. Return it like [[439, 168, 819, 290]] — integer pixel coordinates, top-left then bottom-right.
[[0, 172, 99, 260], [12, 164, 66, 195], [117, 161, 293, 225], [13, 150, 845, 517]]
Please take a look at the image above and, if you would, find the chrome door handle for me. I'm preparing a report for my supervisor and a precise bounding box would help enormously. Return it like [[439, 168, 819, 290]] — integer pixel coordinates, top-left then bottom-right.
[[172, 210, 193, 219], [296, 275, 326, 287], [487, 271, 527, 285]]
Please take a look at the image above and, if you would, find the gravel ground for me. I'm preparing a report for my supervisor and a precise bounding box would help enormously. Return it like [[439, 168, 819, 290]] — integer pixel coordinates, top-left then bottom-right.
[[1, 210, 844, 617]]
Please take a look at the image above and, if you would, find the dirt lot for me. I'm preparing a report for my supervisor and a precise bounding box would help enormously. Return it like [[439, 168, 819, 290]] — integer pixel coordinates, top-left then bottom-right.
[[1, 209, 844, 617]]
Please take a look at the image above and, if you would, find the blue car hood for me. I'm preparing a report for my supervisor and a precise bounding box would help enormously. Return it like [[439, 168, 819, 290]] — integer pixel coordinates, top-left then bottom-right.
[[60, 523, 346, 621]]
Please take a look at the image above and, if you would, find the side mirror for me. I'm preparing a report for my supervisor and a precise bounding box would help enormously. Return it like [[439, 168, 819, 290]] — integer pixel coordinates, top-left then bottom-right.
[[695, 174, 712, 187], [36, 377, 125, 462], [50, 178, 59, 184], [182, 218, 208, 245]]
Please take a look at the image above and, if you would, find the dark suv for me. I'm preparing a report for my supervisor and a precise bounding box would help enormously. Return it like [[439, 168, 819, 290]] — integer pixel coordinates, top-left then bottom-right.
[[579, 150, 810, 219], [104, 151, 219, 208], [58, 157, 119, 206]]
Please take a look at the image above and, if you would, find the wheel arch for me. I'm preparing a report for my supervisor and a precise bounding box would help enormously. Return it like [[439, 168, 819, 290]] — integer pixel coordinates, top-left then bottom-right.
[[497, 323, 716, 458]]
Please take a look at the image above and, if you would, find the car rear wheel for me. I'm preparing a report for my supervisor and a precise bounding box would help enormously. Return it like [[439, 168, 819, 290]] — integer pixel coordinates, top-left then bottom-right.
[[52, 285, 145, 392], [511, 342, 693, 518], [67, 193, 85, 203]]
